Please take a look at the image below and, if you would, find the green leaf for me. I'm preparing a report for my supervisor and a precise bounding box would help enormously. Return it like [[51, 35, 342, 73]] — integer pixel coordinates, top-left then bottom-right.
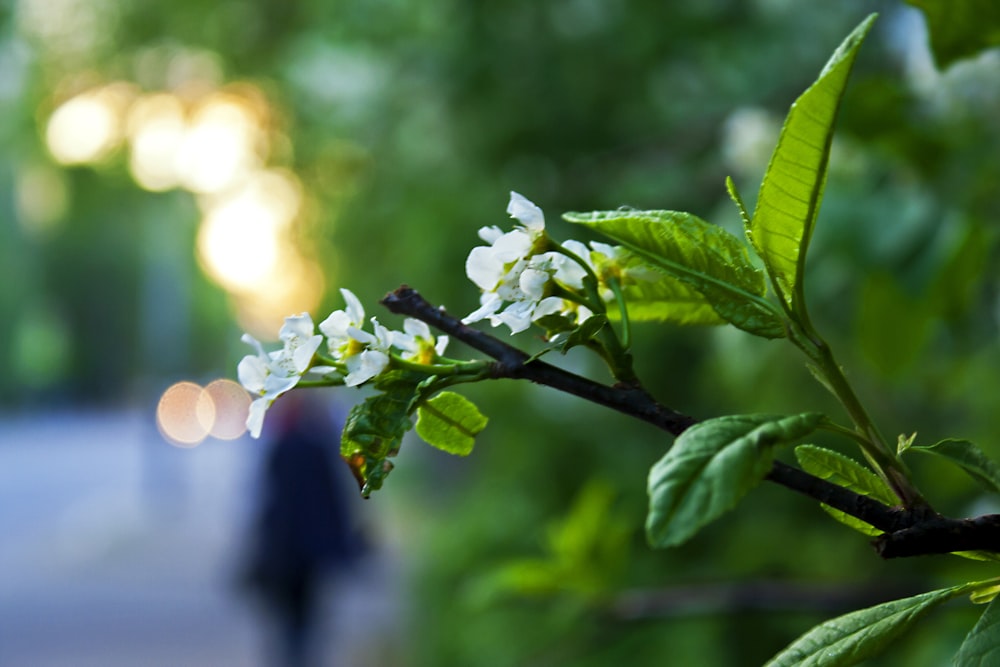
[[794, 445, 898, 536], [563, 209, 785, 338], [647, 413, 824, 548], [765, 583, 976, 667], [970, 583, 1000, 605], [340, 371, 424, 496], [415, 391, 488, 456], [751, 14, 876, 312], [725, 175, 753, 234], [615, 268, 726, 326], [905, 439, 1000, 495], [955, 597, 1000, 666], [905, 0, 1000, 69], [795, 445, 898, 505], [897, 432, 918, 455]]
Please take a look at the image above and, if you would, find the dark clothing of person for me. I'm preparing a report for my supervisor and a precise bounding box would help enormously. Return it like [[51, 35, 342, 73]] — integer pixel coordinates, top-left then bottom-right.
[[241, 411, 365, 667]]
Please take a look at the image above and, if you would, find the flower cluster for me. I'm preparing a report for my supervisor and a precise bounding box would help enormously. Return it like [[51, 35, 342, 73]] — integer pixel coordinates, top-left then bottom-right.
[[239, 191, 643, 438], [238, 288, 448, 438], [462, 192, 646, 334], [463, 192, 590, 333]]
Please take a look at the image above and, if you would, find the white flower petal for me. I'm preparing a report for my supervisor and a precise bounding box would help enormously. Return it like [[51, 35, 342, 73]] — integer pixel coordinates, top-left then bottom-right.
[[494, 301, 534, 334], [519, 267, 550, 299], [344, 350, 390, 386], [305, 366, 339, 377], [532, 297, 565, 321], [490, 229, 533, 263], [348, 325, 377, 346], [478, 225, 505, 243], [237, 355, 269, 394], [319, 310, 353, 341], [279, 313, 315, 343], [262, 371, 300, 398], [392, 330, 418, 353], [370, 319, 393, 350], [246, 397, 271, 439], [562, 239, 593, 264], [435, 335, 449, 356], [403, 318, 431, 340], [463, 292, 503, 324], [465, 246, 504, 291], [289, 334, 323, 373], [340, 288, 365, 324], [590, 241, 618, 258], [507, 191, 545, 232]]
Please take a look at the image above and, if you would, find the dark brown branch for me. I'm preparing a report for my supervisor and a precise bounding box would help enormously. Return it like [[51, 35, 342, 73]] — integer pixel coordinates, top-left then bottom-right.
[[764, 461, 917, 533], [380, 285, 1000, 560], [381, 285, 696, 435], [875, 514, 1000, 559]]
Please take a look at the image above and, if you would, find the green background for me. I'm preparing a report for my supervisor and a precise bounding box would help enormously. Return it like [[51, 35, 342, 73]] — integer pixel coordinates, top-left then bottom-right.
[[3, 0, 1000, 664]]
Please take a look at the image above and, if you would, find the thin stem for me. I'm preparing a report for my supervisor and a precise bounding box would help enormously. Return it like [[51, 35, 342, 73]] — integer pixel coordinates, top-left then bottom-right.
[[553, 242, 605, 313], [818, 420, 871, 448], [609, 277, 631, 350], [794, 332, 925, 508], [297, 378, 345, 388], [390, 354, 491, 378]]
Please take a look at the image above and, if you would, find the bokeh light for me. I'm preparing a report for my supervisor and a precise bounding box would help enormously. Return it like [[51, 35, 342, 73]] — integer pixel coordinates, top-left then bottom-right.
[[40, 76, 325, 339], [203, 379, 251, 440], [46, 84, 132, 165], [176, 93, 264, 194], [156, 379, 251, 446], [126, 92, 186, 191], [156, 381, 215, 447], [196, 169, 304, 291]]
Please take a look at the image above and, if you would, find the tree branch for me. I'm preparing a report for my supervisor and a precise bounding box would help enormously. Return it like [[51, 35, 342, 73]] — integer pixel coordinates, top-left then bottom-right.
[[379, 285, 1000, 560], [381, 285, 696, 435]]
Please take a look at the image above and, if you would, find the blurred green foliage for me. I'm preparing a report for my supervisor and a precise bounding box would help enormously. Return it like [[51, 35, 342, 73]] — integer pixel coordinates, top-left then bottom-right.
[[4, 0, 1000, 664]]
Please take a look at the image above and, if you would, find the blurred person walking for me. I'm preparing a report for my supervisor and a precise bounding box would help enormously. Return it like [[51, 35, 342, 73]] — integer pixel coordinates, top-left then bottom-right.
[[238, 392, 368, 667]]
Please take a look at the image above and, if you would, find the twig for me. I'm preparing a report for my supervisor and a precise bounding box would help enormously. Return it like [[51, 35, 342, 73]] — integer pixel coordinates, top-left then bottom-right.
[[381, 286, 696, 435], [379, 285, 1000, 560]]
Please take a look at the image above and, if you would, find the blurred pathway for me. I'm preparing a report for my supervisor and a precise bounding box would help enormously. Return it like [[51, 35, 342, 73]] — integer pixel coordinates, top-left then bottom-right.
[[0, 409, 402, 667]]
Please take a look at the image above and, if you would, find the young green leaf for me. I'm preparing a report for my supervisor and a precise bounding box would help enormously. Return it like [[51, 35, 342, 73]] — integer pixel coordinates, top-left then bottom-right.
[[725, 176, 752, 234], [765, 583, 976, 667], [647, 413, 824, 548], [794, 444, 898, 536], [954, 596, 1000, 667], [340, 371, 424, 496], [970, 583, 1000, 606], [905, 439, 1000, 495], [795, 445, 898, 504], [750, 14, 876, 312], [563, 209, 785, 338], [415, 391, 488, 456], [613, 270, 726, 326]]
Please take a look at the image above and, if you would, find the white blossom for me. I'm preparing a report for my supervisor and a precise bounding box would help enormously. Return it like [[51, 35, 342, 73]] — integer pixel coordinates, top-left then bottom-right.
[[463, 192, 563, 333], [238, 313, 323, 438], [318, 289, 396, 386], [393, 318, 449, 364]]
